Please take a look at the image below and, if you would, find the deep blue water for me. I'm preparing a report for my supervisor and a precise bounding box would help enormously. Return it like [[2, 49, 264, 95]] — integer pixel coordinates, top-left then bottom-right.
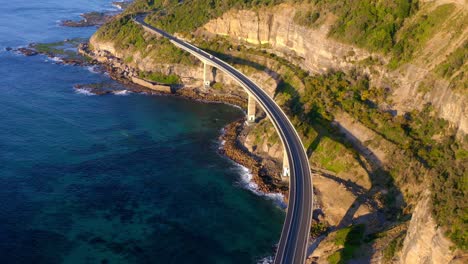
[[0, 1, 283, 263]]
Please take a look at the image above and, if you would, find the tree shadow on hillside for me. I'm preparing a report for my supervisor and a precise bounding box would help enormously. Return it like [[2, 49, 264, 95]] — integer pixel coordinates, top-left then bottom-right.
[[304, 118, 406, 261]]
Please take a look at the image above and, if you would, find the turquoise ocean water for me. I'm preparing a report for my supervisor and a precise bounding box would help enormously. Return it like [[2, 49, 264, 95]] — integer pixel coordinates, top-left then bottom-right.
[[0, 1, 283, 263]]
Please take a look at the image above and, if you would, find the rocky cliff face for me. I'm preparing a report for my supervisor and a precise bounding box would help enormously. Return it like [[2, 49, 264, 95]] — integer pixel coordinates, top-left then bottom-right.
[[202, 4, 370, 74], [391, 65, 467, 136], [399, 190, 466, 264], [201, 3, 468, 135]]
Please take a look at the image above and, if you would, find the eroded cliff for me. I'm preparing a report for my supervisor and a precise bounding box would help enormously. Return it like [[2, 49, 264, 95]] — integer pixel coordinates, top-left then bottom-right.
[[201, 2, 468, 135]]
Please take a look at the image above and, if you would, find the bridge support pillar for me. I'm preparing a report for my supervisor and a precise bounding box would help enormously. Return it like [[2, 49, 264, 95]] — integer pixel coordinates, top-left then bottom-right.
[[203, 62, 211, 89], [247, 94, 256, 123], [282, 151, 290, 179]]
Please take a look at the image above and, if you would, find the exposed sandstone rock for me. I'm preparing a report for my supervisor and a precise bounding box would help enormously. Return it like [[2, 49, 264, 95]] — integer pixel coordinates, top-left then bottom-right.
[[202, 4, 370, 74], [390, 65, 467, 137], [399, 190, 467, 264], [201, 3, 468, 135]]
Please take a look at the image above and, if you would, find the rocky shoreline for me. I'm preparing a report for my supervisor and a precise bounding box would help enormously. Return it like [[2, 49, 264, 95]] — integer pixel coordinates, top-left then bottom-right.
[[61, 12, 114, 27], [11, 39, 95, 66], [219, 120, 288, 196]]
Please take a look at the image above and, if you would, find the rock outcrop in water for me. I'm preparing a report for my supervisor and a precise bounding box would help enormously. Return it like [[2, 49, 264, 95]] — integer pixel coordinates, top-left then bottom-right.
[[61, 12, 113, 27], [16, 47, 38, 56]]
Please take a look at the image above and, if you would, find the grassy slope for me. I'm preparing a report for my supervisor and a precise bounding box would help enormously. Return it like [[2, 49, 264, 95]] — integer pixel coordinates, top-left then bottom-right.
[[94, 0, 467, 250]]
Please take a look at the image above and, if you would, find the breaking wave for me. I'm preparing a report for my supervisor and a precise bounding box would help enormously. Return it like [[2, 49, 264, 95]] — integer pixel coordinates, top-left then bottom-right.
[[234, 164, 286, 209], [257, 256, 274, 264], [74, 88, 95, 96], [86, 65, 99, 73], [113, 90, 132, 96]]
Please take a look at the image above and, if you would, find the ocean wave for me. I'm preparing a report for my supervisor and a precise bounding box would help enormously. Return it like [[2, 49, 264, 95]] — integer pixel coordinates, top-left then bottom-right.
[[113, 90, 132, 96], [74, 88, 95, 96], [257, 256, 274, 264], [219, 139, 226, 148], [217, 127, 286, 208], [234, 164, 286, 209], [44, 56, 63, 63], [112, 3, 123, 10], [86, 65, 99, 73], [218, 128, 226, 149]]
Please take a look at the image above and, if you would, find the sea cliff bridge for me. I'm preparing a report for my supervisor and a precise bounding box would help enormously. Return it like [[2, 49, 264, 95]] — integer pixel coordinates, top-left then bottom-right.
[[134, 15, 313, 264]]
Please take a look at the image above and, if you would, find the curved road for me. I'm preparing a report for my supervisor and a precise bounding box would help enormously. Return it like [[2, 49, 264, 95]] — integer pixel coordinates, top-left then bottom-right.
[[134, 15, 313, 264]]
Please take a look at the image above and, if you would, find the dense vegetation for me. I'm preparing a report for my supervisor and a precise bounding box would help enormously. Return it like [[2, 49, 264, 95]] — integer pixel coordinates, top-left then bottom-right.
[[139, 71, 180, 84], [96, 15, 194, 65], [390, 3, 456, 68], [293, 71, 467, 249], [437, 41, 467, 79], [327, 225, 365, 264], [436, 41, 467, 91], [291, 0, 418, 54], [293, 9, 320, 27], [325, 0, 418, 53]]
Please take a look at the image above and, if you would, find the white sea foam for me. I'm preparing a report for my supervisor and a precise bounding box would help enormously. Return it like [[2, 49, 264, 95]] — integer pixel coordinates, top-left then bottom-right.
[[50, 56, 63, 63], [113, 90, 132, 96], [217, 127, 286, 207], [218, 128, 226, 148], [234, 164, 286, 209], [86, 65, 99, 73], [112, 3, 123, 10], [75, 88, 95, 96], [257, 256, 274, 264]]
